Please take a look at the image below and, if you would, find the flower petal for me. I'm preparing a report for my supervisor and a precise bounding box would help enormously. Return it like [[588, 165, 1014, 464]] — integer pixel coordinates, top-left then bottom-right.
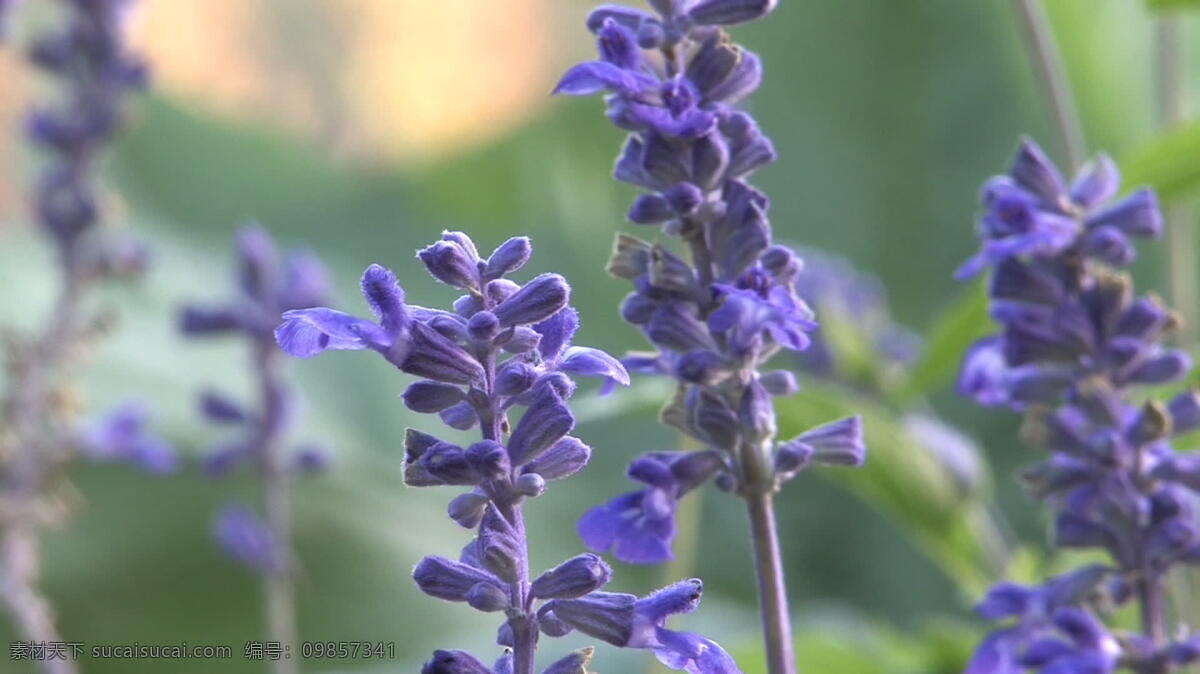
[[275, 307, 382, 358]]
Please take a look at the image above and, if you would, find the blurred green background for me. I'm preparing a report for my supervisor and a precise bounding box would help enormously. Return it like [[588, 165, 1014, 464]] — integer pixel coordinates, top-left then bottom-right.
[[1, 0, 1198, 672]]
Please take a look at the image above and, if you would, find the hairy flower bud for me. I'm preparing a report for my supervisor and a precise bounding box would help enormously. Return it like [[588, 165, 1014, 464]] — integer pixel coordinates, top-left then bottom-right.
[[447, 492, 490, 529], [466, 582, 510, 612], [419, 240, 480, 290], [494, 274, 571, 327], [485, 237, 532, 278], [402, 381, 466, 414], [531, 553, 613, 599], [412, 556, 500, 603]]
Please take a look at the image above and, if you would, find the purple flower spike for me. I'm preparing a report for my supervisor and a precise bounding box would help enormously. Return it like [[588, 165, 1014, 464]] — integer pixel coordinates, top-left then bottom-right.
[[277, 232, 735, 671], [561, 0, 860, 668], [957, 138, 1198, 673], [182, 224, 335, 674]]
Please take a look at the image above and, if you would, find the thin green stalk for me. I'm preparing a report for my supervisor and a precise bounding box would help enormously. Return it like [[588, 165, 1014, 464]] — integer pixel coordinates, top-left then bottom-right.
[[1157, 18, 1197, 347], [1157, 14, 1200, 633], [1013, 0, 1087, 169]]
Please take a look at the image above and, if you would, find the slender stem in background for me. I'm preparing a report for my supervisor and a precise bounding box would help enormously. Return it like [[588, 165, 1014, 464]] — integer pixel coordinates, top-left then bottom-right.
[[2, 525, 73, 674], [1013, 0, 1087, 169], [744, 492, 795, 674], [256, 343, 298, 674], [1156, 13, 1199, 638], [1157, 18, 1197, 347], [1, 272, 87, 674]]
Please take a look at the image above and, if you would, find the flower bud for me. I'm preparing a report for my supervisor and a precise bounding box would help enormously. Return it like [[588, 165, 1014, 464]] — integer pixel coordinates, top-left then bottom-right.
[[420, 442, 480, 485], [627, 457, 674, 488], [447, 492, 490, 529], [773, 440, 812, 477], [439, 401, 479, 431], [648, 304, 713, 353], [536, 607, 574, 637], [496, 361, 537, 397], [628, 194, 674, 224], [412, 555, 499, 602], [1168, 390, 1200, 435], [465, 440, 509, 480], [402, 380, 466, 414], [360, 264, 409, 334], [794, 416, 865, 467], [620, 292, 658, 324], [498, 327, 542, 355], [522, 437, 591, 480], [507, 387, 575, 465], [485, 237, 532, 278], [1085, 187, 1162, 238], [545, 592, 636, 647], [531, 553, 612, 599], [494, 274, 571, 327], [669, 450, 726, 492], [466, 582, 510, 612], [453, 293, 482, 318], [514, 473, 546, 497], [1124, 351, 1191, 386], [688, 0, 778, 26], [401, 323, 485, 386], [738, 380, 776, 442], [466, 311, 499, 342], [760, 370, 798, 396], [1082, 226, 1135, 267], [675, 349, 726, 385], [715, 471, 737, 492], [404, 429, 445, 487], [418, 240, 479, 290], [690, 390, 738, 450]]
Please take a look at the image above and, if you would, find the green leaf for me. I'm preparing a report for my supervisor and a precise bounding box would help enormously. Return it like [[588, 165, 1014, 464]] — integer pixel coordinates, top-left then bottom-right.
[[1123, 122, 1200, 202], [892, 279, 990, 404], [777, 382, 1009, 597]]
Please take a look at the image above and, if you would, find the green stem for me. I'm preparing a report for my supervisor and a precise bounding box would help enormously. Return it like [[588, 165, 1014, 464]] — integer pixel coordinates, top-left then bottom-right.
[[1013, 0, 1087, 169], [1157, 18, 1197, 347], [744, 492, 795, 674]]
